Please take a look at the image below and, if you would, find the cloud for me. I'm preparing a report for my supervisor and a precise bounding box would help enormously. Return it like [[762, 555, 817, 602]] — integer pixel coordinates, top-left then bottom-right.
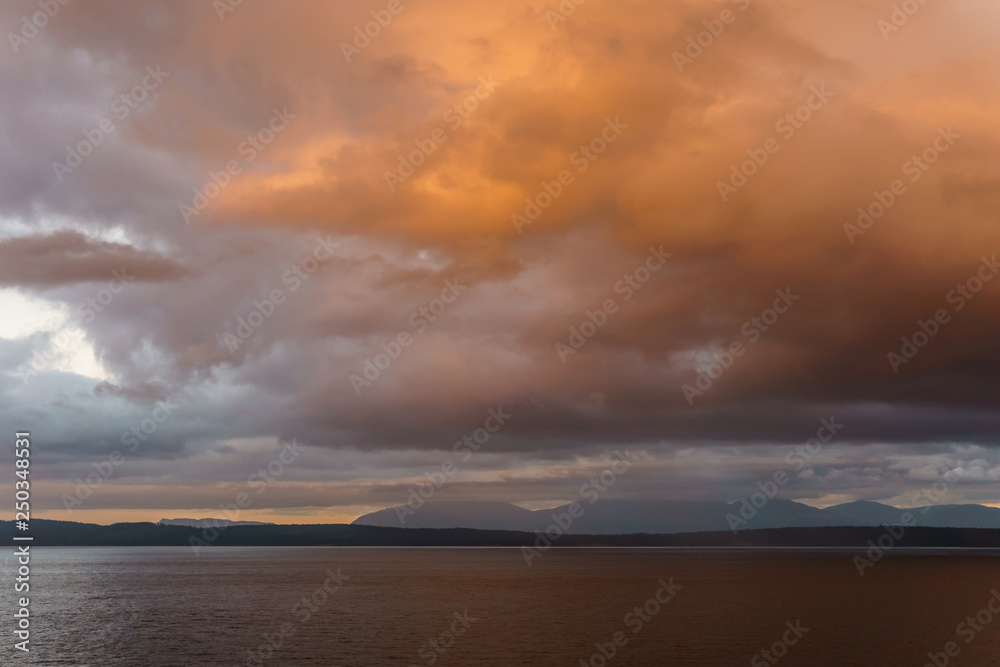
[[0, 230, 189, 288]]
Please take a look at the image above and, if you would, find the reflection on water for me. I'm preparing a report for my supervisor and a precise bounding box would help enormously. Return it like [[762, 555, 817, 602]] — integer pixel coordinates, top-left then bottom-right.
[[1, 547, 999, 666]]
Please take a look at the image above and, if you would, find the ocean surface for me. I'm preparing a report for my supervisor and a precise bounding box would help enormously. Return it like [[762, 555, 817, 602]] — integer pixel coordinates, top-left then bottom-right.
[[2, 547, 1000, 666]]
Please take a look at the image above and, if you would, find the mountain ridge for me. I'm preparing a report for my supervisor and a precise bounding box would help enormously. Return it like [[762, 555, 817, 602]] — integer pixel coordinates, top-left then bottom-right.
[[157, 518, 275, 528], [352, 499, 1000, 534]]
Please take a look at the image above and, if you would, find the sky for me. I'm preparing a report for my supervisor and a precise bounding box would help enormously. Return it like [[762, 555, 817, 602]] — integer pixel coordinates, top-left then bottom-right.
[[1, 0, 999, 525]]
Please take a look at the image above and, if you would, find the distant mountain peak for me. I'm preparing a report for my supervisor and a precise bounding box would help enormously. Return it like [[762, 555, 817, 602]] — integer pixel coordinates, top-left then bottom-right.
[[157, 518, 275, 528], [833, 500, 894, 507]]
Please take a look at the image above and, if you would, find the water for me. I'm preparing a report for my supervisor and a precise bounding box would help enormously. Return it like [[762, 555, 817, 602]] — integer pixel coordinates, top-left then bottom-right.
[[2, 547, 1000, 666]]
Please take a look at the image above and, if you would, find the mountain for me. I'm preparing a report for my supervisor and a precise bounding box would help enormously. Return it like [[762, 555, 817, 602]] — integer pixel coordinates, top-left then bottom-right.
[[825, 502, 1000, 529], [351, 499, 840, 533], [535, 499, 839, 534], [355, 501, 539, 531], [157, 518, 275, 528], [352, 499, 1000, 534], [542, 500, 733, 534], [918, 504, 1000, 529], [825, 500, 909, 526]]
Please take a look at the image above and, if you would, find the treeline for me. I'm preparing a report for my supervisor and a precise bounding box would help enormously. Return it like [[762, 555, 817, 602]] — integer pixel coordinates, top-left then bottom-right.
[[3, 520, 1000, 548]]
